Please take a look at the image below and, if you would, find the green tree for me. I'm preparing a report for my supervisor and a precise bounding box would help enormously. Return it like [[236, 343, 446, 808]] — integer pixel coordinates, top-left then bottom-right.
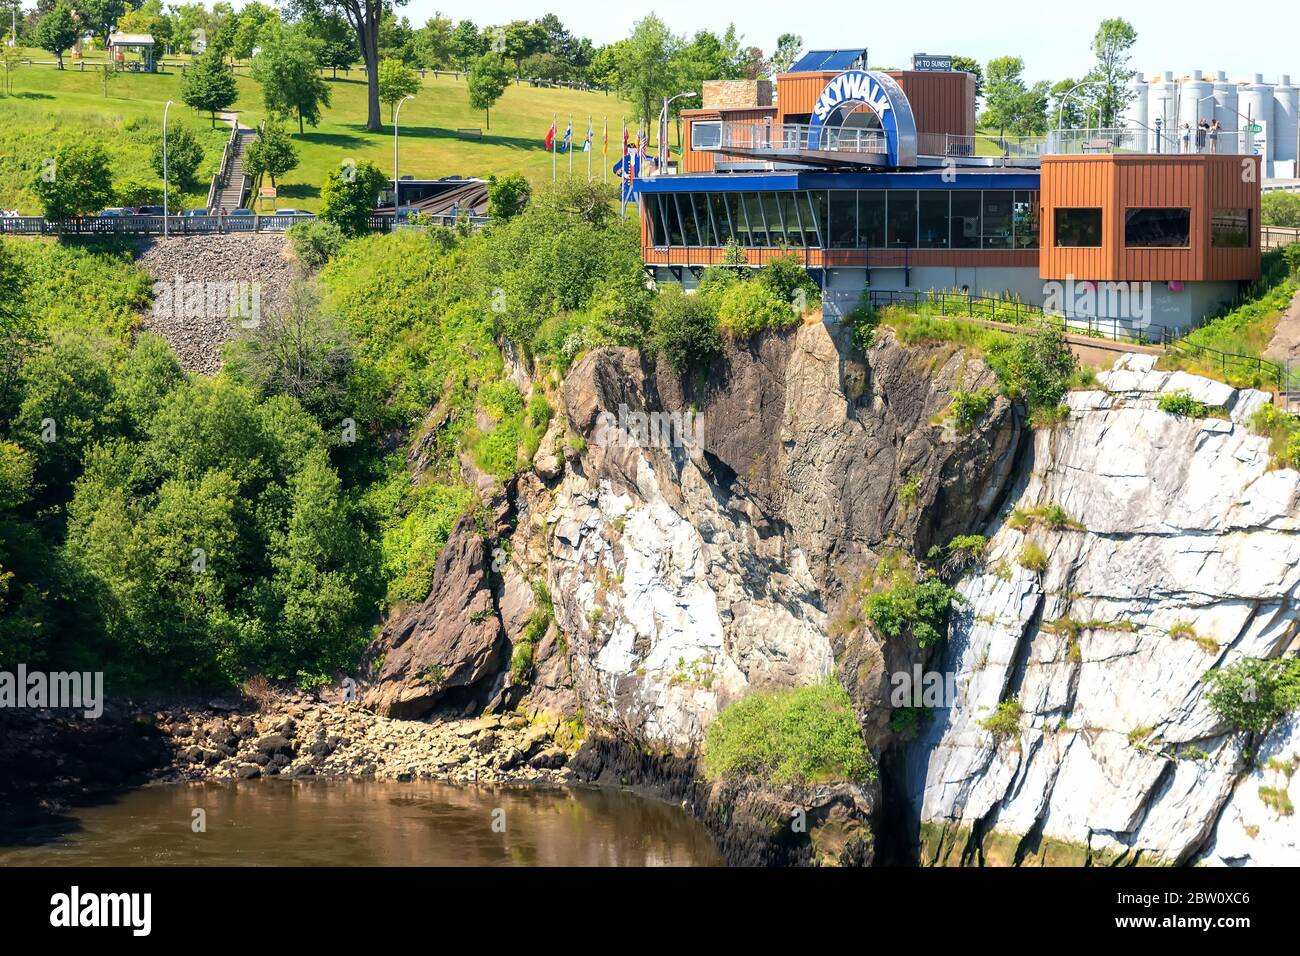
[[283, 0, 409, 133], [487, 172, 530, 221], [377, 57, 420, 122], [75, 0, 126, 46], [32, 141, 115, 219], [150, 123, 204, 189], [951, 55, 984, 102], [449, 19, 483, 69], [318, 158, 386, 235], [616, 14, 681, 127], [32, 2, 77, 69], [466, 51, 509, 129], [769, 33, 801, 76], [304, 11, 356, 77], [252, 24, 332, 134], [1205, 657, 1300, 733], [497, 19, 546, 76], [229, 1, 277, 61], [243, 120, 299, 187], [1051, 77, 1087, 128], [181, 47, 238, 127], [980, 56, 1027, 138], [1086, 18, 1137, 128]]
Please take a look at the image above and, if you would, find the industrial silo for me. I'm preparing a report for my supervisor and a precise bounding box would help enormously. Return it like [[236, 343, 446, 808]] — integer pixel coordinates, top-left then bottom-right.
[[1178, 70, 1214, 149], [1149, 71, 1179, 151], [1212, 71, 1239, 144], [1274, 74, 1299, 172], [1123, 73, 1149, 149], [1240, 74, 1275, 161]]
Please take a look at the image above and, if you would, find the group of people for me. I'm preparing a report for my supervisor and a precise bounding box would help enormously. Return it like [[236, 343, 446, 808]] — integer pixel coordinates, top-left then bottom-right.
[[1179, 118, 1223, 153]]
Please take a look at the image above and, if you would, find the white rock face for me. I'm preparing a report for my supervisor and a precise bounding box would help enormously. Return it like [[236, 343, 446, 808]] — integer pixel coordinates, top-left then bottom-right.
[[907, 354, 1300, 865], [547, 450, 832, 746]]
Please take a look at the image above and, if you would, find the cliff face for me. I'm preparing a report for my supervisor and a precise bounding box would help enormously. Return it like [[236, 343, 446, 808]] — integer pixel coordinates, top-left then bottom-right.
[[363, 324, 1300, 865], [903, 355, 1300, 866], [546, 322, 1020, 747]]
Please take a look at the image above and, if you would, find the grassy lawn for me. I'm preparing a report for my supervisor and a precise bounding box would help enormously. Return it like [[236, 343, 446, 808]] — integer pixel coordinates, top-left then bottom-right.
[[0, 54, 633, 212]]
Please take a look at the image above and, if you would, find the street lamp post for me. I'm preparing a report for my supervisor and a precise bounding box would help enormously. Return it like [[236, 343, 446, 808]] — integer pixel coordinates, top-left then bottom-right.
[[659, 91, 697, 175], [393, 94, 416, 218], [1055, 80, 1099, 132], [163, 99, 174, 237]]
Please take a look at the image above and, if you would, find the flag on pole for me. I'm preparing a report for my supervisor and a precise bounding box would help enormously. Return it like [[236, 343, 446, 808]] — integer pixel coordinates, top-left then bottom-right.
[[544, 117, 555, 151], [583, 117, 593, 152], [620, 118, 629, 217], [561, 118, 572, 153], [603, 117, 608, 183], [637, 124, 648, 175]]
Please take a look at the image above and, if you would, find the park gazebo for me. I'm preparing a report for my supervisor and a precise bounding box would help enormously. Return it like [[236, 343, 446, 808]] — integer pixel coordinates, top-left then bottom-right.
[[107, 33, 156, 73]]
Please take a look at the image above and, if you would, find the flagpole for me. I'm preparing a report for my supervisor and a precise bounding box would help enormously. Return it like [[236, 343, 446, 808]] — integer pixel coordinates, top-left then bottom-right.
[[569, 114, 573, 178], [603, 116, 608, 184], [552, 112, 556, 181], [587, 115, 592, 181]]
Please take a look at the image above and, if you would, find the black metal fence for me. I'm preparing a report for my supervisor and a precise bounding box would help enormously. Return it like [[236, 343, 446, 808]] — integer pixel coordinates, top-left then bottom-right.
[[0, 213, 489, 237]]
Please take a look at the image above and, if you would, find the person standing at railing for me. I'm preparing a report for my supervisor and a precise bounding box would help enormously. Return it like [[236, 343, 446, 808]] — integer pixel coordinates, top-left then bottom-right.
[[1196, 119, 1208, 153], [1209, 119, 1221, 153], [1181, 122, 1192, 153]]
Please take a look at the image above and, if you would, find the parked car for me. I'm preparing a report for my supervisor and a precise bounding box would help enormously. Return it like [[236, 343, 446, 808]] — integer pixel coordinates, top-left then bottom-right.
[[135, 205, 166, 216], [226, 208, 254, 217], [272, 208, 311, 217], [95, 208, 132, 218]]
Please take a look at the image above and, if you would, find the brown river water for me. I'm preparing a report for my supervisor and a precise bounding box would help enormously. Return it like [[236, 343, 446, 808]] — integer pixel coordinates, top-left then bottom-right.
[[0, 780, 722, 866]]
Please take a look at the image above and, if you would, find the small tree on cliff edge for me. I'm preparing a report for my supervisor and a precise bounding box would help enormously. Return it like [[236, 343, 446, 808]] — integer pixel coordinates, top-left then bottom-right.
[[318, 159, 386, 236], [467, 53, 510, 130]]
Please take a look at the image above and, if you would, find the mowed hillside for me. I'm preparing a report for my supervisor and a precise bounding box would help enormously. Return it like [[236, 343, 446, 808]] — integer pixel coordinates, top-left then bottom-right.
[[0, 54, 634, 212]]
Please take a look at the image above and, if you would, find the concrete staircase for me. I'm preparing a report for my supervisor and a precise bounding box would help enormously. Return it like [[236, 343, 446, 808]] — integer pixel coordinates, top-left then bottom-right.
[[208, 122, 257, 212]]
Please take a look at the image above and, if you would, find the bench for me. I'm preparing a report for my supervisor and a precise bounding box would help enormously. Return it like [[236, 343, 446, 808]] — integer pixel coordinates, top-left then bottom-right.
[[1082, 138, 1114, 153], [455, 128, 483, 138]]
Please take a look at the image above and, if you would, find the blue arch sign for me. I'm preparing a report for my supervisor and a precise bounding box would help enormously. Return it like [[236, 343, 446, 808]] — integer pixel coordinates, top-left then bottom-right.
[[806, 70, 919, 168]]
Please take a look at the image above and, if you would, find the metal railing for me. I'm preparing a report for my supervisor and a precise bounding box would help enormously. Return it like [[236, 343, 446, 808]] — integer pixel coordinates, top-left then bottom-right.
[[1263, 225, 1300, 249], [206, 123, 240, 211], [0, 213, 493, 236], [718, 121, 888, 155], [864, 287, 1290, 396], [917, 132, 1047, 159], [1043, 127, 1249, 156]]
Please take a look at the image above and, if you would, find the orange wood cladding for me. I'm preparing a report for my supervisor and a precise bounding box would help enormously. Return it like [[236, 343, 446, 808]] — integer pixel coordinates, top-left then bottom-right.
[[774, 70, 975, 137], [1039, 154, 1261, 282]]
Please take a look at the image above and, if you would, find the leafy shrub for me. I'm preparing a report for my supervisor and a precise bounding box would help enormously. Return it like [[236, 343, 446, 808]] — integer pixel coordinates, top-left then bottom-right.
[[487, 173, 531, 221], [947, 534, 988, 559], [847, 301, 878, 351], [1017, 541, 1048, 573], [716, 279, 799, 338], [865, 565, 960, 648], [757, 253, 821, 312], [987, 325, 1078, 413], [949, 388, 993, 432], [701, 678, 875, 786], [980, 697, 1023, 742], [649, 285, 722, 374], [1262, 192, 1300, 228], [289, 220, 347, 270], [1157, 390, 1211, 418], [1248, 403, 1300, 470], [1204, 657, 1300, 733]]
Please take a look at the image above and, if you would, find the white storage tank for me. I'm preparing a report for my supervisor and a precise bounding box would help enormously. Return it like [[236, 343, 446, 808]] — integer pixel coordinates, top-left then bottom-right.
[[1212, 71, 1239, 142], [1123, 73, 1149, 148], [1148, 71, 1180, 149], [1274, 74, 1298, 170], [1178, 69, 1214, 144], [1240, 73, 1275, 160]]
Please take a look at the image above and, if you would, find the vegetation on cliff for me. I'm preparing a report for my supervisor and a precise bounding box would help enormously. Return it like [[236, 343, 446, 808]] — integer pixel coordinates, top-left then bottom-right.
[[701, 679, 875, 787]]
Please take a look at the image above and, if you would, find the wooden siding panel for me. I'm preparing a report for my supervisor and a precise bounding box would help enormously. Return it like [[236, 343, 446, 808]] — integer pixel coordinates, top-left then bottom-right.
[[886, 71, 976, 139]]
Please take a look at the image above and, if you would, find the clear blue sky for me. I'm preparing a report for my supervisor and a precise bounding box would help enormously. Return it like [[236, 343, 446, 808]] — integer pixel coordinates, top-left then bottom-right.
[[399, 1, 1300, 86]]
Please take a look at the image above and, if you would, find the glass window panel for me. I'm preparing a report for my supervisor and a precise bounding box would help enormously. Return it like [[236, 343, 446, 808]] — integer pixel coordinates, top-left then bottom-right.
[[691, 120, 722, 150], [726, 193, 749, 246], [763, 193, 786, 246], [665, 194, 685, 246], [781, 192, 806, 246], [982, 190, 1013, 249], [918, 190, 951, 248], [829, 191, 856, 248], [1053, 208, 1103, 247], [1013, 191, 1038, 249], [743, 193, 768, 246], [859, 191, 886, 247], [1124, 207, 1191, 248], [676, 195, 699, 246], [650, 195, 668, 246], [806, 190, 828, 247], [886, 190, 917, 248], [1211, 207, 1251, 248], [692, 194, 715, 245], [709, 193, 731, 245], [950, 191, 981, 249]]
